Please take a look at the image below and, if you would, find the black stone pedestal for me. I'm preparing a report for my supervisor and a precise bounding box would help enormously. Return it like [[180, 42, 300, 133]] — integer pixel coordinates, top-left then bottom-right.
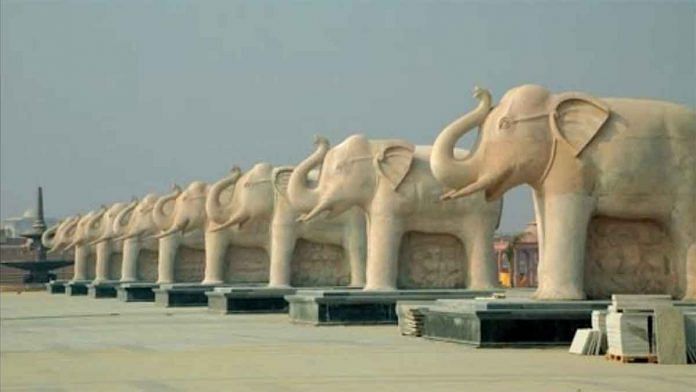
[[207, 287, 297, 314], [87, 281, 119, 298], [65, 280, 90, 296], [153, 283, 218, 307], [117, 282, 157, 302], [417, 299, 611, 347], [286, 289, 499, 326], [46, 279, 68, 294]]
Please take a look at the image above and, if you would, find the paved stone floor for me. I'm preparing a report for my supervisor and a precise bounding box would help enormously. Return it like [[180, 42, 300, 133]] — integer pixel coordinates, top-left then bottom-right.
[[1, 292, 694, 391]]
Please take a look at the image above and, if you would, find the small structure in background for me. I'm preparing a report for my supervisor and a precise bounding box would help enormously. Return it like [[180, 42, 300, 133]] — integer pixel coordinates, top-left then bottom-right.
[[494, 222, 539, 288], [0, 187, 73, 285]]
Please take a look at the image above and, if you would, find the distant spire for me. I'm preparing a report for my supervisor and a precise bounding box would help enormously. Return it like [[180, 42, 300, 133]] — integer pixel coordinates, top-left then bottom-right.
[[21, 186, 48, 260], [32, 186, 47, 233]]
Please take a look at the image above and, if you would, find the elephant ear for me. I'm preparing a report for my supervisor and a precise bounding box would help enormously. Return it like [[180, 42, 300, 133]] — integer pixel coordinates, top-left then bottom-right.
[[271, 166, 294, 200], [549, 92, 610, 157], [372, 140, 415, 191]]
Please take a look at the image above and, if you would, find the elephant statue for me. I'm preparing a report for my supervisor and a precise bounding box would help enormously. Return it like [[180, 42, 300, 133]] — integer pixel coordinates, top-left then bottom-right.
[[111, 194, 160, 282], [152, 183, 207, 283], [431, 84, 696, 300], [208, 163, 367, 287], [286, 135, 502, 291], [85, 202, 130, 283], [65, 210, 101, 282], [42, 215, 80, 254]]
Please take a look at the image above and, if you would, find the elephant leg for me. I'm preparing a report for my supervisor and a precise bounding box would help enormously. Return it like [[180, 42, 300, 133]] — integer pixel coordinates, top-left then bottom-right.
[[460, 218, 497, 290], [94, 242, 111, 282], [268, 223, 297, 288], [120, 238, 140, 282], [533, 190, 545, 270], [72, 246, 89, 281], [534, 193, 594, 300], [364, 215, 404, 291], [202, 230, 230, 285], [157, 234, 179, 284], [344, 215, 367, 287]]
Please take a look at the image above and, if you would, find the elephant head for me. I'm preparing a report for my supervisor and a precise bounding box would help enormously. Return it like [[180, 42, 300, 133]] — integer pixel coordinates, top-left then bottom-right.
[[288, 134, 414, 221], [88, 201, 135, 246], [67, 209, 104, 249], [205, 166, 242, 229], [154, 181, 210, 238], [208, 163, 274, 231], [152, 184, 182, 233], [43, 215, 80, 253], [431, 85, 609, 201], [114, 194, 160, 241]]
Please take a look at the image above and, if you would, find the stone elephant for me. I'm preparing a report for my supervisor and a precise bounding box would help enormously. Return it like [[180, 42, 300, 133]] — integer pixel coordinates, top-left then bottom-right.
[[42, 215, 80, 254], [83, 202, 130, 282], [64, 210, 101, 282], [208, 163, 367, 287], [431, 84, 696, 300], [286, 135, 502, 291], [109, 194, 160, 282], [152, 183, 208, 283]]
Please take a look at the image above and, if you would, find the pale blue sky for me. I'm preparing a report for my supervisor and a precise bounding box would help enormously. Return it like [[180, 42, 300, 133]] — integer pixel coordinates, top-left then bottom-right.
[[2, 0, 694, 232]]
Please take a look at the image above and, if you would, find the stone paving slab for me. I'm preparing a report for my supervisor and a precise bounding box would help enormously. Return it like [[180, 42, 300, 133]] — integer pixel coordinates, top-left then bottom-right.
[[1, 292, 694, 391]]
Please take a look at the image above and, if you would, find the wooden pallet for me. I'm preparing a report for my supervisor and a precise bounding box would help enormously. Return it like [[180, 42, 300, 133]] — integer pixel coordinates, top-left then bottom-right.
[[605, 353, 658, 364]]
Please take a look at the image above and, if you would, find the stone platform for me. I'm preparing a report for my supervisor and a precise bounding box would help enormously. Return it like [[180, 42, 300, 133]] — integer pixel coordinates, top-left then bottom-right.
[[286, 289, 499, 325], [416, 298, 696, 348], [45, 279, 68, 294], [207, 286, 297, 314], [153, 283, 267, 308], [415, 298, 611, 347], [64, 280, 90, 296], [117, 282, 157, 302], [87, 280, 120, 298], [153, 283, 216, 307]]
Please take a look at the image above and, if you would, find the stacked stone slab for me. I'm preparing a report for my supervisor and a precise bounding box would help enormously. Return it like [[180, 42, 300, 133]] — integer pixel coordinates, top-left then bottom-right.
[[605, 295, 688, 364]]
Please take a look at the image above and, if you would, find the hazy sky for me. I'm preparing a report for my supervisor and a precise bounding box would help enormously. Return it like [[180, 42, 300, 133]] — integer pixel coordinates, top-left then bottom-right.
[[2, 0, 694, 232]]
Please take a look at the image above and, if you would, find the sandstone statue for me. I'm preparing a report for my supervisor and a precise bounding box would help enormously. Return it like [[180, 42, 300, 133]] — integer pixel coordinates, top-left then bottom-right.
[[152, 184, 207, 283], [84, 202, 131, 282], [431, 85, 696, 300], [287, 135, 503, 291], [110, 194, 161, 282], [208, 163, 367, 287]]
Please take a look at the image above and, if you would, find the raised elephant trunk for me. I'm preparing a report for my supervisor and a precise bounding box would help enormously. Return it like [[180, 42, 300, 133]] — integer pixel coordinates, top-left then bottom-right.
[[206, 166, 242, 224], [431, 86, 492, 192], [153, 185, 181, 231], [287, 135, 329, 212], [41, 223, 59, 249], [112, 199, 138, 235], [50, 217, 79, 253]]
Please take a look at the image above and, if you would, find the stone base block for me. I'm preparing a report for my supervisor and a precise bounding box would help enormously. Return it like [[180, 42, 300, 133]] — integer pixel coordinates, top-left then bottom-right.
[[418, 299, 613, 347], [286, 289, 499, 326], [207, 287, 297, 314], [117, 282, 157, 302], [65, 280, 90, 296], [153, 283, 219, 307], [87, 281, 120, 298], [46, 280, 68, 294]]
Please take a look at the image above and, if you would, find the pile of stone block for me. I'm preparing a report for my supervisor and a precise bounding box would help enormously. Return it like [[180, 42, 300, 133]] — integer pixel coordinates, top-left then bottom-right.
[[604, 295, 689, 364], [569, 310, 607, 356], [570, 294, 696, 364], [396, 301, 432, 337]]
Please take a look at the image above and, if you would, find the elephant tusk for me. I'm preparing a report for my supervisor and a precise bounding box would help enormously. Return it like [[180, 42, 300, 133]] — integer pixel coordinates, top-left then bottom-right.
[[440, 171, 507, 201], [297, 201, 330, 223]]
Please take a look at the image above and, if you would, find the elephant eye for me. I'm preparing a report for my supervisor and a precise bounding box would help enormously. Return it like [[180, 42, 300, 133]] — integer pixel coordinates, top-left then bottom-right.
[[498, 116, 513, 130]]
